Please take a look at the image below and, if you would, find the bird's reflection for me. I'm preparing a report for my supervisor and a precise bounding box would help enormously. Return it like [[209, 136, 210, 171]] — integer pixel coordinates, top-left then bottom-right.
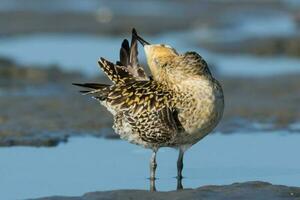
[[176, 177, 183, 190], [149, 177, 184, 191], [150, 178, 156, 191]]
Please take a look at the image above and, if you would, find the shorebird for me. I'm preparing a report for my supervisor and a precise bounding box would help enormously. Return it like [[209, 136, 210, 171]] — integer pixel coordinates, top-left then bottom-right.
[[74, 29, 224, 190]]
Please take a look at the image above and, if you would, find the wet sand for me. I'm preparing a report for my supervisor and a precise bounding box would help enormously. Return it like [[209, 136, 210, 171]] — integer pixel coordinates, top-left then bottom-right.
[[0, 59, 299, 147], [35, 181, 300, 200]]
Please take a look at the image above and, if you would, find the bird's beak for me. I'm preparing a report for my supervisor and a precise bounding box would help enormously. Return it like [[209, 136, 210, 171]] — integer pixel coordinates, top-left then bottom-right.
[[132, 28, 150, 46]]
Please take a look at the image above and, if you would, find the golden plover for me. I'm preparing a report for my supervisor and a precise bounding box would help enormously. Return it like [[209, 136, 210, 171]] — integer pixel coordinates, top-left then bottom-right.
[[74, 29, 224, 190]]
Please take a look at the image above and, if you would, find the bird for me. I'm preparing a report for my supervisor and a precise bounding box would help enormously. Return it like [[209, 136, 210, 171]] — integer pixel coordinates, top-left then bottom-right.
[[73, 29, 224, 190]]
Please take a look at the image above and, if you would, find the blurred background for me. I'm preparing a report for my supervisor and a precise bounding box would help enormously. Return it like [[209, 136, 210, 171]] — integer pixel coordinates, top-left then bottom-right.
[[0, 0, 300, 199]]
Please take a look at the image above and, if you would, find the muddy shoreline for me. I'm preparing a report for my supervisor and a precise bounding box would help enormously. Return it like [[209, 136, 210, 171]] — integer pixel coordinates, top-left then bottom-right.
[[34, 181, 300, 200], [200, 36, 300, 58]]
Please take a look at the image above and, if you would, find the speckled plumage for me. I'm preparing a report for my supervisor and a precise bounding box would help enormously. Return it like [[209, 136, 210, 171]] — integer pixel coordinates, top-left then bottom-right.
[[74, 29, 224, 187]]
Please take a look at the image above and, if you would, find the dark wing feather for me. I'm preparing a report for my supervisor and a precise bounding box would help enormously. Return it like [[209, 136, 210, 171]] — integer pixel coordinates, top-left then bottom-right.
[[129, 35, 138, 65], [96, 29, 148, 84], [116, 29, 148, 81], [72, 83, 110, 99], [72, 83, 108, 89], [120, 39, 130, 66]]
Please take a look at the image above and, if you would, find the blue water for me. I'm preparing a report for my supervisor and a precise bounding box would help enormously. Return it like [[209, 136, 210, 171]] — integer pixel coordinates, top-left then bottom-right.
[[1, 34, 300, 77], [0, 132, 300, 200], [0, 34, 122, 75]]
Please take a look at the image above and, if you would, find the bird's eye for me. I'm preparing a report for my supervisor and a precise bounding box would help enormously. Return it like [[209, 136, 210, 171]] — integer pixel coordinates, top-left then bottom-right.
[[161, 44, 172, 49]]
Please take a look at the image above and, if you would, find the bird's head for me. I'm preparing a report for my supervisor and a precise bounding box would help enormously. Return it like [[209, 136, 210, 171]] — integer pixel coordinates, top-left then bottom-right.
[[133, 29, 211, 84], [133, 29, 177, 79]]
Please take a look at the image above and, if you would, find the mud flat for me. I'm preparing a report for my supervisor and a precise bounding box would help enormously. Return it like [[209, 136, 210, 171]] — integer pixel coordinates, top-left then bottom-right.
[[0, 0, 291, 36], [0, 59, 299, 146], [34, 181, 300, 200], [0, 58, 115, 147], [201, 36, 300, 58], [219, 74, 300, 133]]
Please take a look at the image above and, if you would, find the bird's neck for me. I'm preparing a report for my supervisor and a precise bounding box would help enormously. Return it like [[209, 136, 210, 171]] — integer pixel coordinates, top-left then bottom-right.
[[157, 74, 213, 93]]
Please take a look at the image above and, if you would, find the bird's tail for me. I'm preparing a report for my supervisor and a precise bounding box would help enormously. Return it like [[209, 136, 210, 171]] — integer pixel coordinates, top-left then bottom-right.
[[72, 83, 110, 101]]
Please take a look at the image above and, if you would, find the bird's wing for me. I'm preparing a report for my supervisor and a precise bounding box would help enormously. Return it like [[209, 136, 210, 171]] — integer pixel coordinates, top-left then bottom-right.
[[131, 106, 179, 144], [72, 83, 111, 99], [116, 29, 149, 81], [106, 81, 170, 114], [97, 28, 148, 84], [109, 81, 179, 144], [98, 57, 136, 84]]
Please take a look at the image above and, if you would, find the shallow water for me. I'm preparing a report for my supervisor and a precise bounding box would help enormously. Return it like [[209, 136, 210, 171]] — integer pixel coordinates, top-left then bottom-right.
[[1, 34, 300, 77], [0, 132, 299, 200], [0, 34, 122, 75]]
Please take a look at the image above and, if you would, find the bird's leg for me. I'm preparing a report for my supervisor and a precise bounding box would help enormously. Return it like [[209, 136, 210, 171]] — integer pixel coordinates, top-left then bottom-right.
[[150, 178, 156, 192], [176, 148, 184, 190], [177, 148, 184, 180], [150, 150, 157, 180], [149, 149, 157, 191]]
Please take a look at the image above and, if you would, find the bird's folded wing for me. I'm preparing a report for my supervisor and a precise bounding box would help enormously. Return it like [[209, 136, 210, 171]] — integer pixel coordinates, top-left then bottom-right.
[[106, 81, 179, 144], [132, 106, 179, 144], [106, 81, 170, 113]]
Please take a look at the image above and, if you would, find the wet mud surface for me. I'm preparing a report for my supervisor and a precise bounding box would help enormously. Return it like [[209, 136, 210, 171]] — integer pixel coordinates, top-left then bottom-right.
[[35, 181, 300, 200], [201, 36, 300, 57]]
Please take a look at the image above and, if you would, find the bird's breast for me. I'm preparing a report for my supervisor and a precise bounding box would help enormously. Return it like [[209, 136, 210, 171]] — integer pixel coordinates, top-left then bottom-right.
[[175, 78, 224, 142]]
